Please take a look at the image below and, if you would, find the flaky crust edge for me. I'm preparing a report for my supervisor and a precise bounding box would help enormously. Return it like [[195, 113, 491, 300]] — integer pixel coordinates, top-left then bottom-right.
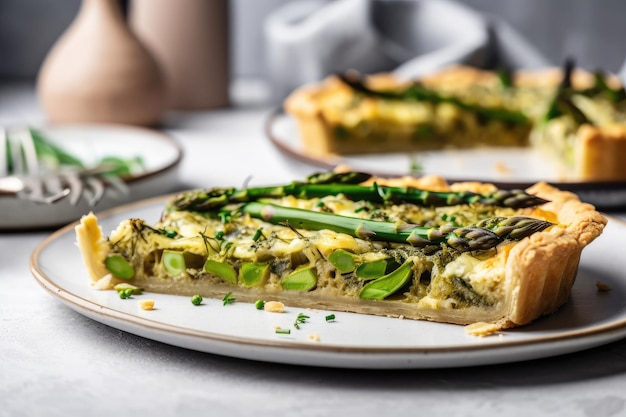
[[499, 182, 606, 327]]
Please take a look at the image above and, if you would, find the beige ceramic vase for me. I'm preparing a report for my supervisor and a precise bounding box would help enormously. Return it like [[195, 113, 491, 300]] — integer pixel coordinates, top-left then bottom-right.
[[37, 0, 167, 126], [130, 0, 230, 110]]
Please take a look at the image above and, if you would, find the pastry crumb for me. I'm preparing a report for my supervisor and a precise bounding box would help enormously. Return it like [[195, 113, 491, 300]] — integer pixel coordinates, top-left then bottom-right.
[[596, 281, 612, 292], [465, 322, 500, 337], [138, 299, 155, 310], [272, 324, 281, 329], [264, 301, 285, 313], [398, 315, 404, 320], [93, 274, 116, 290], [307, 333, 321, 342], [494, 161, 512, 175]]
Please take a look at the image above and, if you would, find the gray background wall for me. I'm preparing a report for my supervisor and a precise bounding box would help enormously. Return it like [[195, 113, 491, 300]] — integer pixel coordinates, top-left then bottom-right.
[[1, 0, 625, 81]]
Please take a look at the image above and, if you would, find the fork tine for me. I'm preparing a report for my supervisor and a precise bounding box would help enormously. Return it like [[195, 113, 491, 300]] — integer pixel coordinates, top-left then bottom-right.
[[62, 171, 84, 206], [102, 174, 129, 197], [84, 176, 105, 206], [0, 127, 7, 177], [8, 129, 23, 176], [16, 128, 44, 200]]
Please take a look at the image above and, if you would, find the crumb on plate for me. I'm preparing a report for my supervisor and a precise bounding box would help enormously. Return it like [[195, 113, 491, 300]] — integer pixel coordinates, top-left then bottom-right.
[[264, 301, 285, 313], [465, 321, 500, 337], [138, 299, 155, 310], [307, 333, 321, 343]]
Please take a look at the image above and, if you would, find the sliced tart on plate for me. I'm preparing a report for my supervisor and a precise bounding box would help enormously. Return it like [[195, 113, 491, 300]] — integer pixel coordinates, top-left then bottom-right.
[[75, 171, 606, 329]]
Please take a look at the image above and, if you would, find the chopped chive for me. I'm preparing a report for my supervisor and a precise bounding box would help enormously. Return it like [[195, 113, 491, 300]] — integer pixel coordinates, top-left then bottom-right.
[[275, 328, 291, 335], [325, 314, 336, 322], [191, 294, 203, 305], [252, 227, 264, 242], [215, 230, 224, 240], [255, 299, 265, 309]]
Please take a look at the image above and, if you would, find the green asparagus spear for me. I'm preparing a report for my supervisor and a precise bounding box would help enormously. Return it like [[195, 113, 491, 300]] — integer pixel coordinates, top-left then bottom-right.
[[338, 72, 529, 125], [170, 181, 548, 212], [238, 202, 553, 252], [543, 58, 591, 125]]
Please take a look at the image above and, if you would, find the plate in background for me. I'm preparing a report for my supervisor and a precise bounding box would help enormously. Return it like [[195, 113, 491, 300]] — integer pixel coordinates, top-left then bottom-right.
[[0, 124, 182, 230], [266, 110, 626, 209]]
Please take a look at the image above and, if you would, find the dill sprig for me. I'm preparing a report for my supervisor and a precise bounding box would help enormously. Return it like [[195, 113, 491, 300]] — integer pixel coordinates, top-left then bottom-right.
[[222, 291, 236, 306], [294, 313, 310, 330]]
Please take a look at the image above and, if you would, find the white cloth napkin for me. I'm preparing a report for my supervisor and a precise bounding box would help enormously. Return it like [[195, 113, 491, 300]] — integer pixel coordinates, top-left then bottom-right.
[[264, 0, 551, 102]]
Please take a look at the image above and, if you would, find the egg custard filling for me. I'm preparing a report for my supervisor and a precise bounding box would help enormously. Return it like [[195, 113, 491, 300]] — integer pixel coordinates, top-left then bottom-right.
[[76, 171, 606, 329]]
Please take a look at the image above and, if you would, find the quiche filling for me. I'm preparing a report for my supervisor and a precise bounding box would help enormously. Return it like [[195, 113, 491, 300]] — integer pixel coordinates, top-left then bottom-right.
[[285, 62, 626, 181], [76, 172, 606, 328]]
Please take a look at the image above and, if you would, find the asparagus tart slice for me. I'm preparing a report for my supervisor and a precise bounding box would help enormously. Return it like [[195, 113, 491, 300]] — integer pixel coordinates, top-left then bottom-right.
[[75, 171, 606, 329]]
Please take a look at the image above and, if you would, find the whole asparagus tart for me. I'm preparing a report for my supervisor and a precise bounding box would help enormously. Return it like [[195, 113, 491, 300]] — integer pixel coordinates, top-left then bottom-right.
[[284, 62, 626, 181], [75, 171, 606, 329]]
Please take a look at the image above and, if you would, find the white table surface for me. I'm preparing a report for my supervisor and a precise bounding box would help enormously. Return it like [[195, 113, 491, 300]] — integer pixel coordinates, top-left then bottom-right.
[[2, 83, 626, 417]]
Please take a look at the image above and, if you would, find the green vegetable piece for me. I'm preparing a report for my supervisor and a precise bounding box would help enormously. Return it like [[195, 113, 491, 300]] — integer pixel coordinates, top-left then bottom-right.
[[204, 259, 237, 284], [280, 266, 317, 291], [191, 294, 203, 305], [255, 299, 265, 310], [355, 259, 388, 280], [359, 261, 413, 300], [113, 283, 143, 295], [118, 288, 134, 299], [325, 314, 336, 322], [275, 328, 291, 335], [162, 250, 186, 275], [239, 262, 269, 287], [105, 255, 134, 279], [329, 249, 356, 273]]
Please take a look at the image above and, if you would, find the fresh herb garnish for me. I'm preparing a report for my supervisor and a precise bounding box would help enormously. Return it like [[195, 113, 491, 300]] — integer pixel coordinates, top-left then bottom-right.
[[294, 313, 310, 330], [222, 291, 236, 306]]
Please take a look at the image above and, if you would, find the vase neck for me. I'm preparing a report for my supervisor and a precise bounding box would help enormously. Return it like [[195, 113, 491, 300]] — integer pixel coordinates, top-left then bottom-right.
[[78, 0, 126, 25]]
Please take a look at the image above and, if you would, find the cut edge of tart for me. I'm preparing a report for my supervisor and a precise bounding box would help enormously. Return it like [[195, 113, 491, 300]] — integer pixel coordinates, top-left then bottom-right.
[[75, 173, 606, 329]]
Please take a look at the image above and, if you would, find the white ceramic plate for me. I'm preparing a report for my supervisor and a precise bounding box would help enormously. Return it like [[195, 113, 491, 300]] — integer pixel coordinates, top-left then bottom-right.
[[30, 197, 626, 369], [266, 112, 626, 209], [1, 124, 182, 230]]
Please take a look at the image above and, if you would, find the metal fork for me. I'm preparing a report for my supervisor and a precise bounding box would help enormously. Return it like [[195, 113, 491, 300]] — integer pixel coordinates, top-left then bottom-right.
[[0, 127, 70, 204], [0, 127, 124, 206]]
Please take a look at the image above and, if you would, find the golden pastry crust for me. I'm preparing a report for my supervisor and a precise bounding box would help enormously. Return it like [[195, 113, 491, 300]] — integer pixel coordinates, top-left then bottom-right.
[[284, 65, 626, 181], [75, 176, 606, 329]]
